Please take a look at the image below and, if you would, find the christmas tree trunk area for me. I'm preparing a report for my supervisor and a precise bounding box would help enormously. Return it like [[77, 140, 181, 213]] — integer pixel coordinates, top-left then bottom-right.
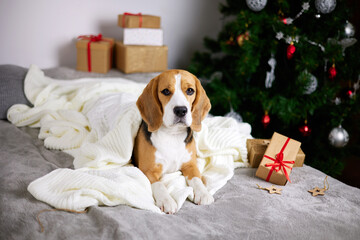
[[189, 0, 360, 187]]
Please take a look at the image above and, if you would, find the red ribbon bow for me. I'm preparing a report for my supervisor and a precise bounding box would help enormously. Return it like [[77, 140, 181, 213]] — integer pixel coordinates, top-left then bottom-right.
[[122, 12, 143, 28], [264, 137, 294, 183], [77, 34, 105, 72]]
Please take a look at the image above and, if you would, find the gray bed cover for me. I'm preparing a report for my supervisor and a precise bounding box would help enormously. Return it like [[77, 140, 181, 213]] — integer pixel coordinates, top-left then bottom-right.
[[1, 120, 360, 240]]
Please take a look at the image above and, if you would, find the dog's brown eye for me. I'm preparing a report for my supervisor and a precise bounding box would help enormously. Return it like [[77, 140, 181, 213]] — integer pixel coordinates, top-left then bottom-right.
[[161, 89, 171, 96], [186, 88, 195, 96]]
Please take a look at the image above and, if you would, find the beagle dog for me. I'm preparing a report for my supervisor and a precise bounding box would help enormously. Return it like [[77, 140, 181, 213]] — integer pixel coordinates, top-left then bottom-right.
[[133, 69, 213, 214]]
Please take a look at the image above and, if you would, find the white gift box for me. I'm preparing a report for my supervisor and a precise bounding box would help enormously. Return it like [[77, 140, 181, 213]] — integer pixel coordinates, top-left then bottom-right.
[[123, 28, 163, 46]]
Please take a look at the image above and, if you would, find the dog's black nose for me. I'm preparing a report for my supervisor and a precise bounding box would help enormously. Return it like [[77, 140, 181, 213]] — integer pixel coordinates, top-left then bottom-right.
[[173, 106, 188, 117]]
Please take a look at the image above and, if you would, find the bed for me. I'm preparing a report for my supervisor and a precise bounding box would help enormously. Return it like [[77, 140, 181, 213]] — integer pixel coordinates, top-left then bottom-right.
[[1, 65, 360, 240]]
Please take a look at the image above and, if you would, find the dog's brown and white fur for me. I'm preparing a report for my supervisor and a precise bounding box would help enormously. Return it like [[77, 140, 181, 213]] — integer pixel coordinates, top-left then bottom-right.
[[133, 69, 213, 214]]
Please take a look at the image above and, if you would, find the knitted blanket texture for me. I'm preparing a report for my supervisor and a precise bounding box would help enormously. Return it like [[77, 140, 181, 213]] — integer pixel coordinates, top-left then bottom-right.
[[7, 65, 252, 213]]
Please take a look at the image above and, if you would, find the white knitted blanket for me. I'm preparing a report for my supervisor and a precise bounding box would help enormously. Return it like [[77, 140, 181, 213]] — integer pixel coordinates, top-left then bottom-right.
[[7, 65, 252, 213]]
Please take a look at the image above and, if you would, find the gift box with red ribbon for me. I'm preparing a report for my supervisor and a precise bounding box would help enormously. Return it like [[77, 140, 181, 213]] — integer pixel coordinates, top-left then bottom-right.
[[76, 34, 114, 74], [118, 13, 161, 29], [255, 132, 301, 185], [247, 138, 305, 168]]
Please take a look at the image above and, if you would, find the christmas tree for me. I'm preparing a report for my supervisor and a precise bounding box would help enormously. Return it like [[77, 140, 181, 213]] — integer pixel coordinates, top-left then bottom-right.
[[189, 0, 360, 178]]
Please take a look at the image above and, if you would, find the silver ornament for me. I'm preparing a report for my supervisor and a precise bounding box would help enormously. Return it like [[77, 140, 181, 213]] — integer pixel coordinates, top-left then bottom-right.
[[276, 32, 284, 40], [302, 2, 310, 11], [299, 70, 318, 94], [339, 38, 357, 55], [344, 21, 355, 38], [246, 0, 267, 12], [333, 97, 341, 105], [315, 0, 336, 14], [328, 37, 357, 56], [339, 38, 357, 49], [265, 55, 276, 88], [329, 125, 349, 147]]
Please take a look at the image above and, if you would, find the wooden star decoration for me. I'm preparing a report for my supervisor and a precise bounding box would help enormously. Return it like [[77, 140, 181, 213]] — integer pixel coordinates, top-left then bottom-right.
[[308, 187, 326, 196], [265, 185, 282, 194], [257, 184, 282, 195], [308, 176, 329, 196]]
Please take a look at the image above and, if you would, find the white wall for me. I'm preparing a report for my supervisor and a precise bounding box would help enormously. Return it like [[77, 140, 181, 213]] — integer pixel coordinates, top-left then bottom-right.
[[0, 0, 224, 70]]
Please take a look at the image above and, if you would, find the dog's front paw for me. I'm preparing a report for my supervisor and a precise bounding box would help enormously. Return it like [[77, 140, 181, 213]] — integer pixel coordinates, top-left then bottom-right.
[[155, 194, 178, 214], [193, 188, 214, 205], [151, 182, 178, 214], [187, 177, 214, 205]]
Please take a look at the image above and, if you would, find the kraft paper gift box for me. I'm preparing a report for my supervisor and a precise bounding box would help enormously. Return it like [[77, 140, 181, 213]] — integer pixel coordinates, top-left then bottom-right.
[[115, 41, 168, 73], [118, 13, 161, 29], [76, 35, 114, 74], [247, 139, 305, 168], [123, 28, 163, 46], [295, 148, 306, 167], [255, 132, 301, 186]]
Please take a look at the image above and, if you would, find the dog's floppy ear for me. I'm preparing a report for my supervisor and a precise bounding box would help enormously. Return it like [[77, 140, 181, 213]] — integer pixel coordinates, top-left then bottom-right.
[[191, 76, 211, 132], [136, 76, 163, 132]]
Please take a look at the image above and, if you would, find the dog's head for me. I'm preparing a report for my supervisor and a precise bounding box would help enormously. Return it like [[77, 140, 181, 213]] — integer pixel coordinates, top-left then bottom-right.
[[136, 70, 211, 132]]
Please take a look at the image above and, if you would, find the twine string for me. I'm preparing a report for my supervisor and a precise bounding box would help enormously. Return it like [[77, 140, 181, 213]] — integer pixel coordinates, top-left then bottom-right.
[[324, 176, 329, 191]]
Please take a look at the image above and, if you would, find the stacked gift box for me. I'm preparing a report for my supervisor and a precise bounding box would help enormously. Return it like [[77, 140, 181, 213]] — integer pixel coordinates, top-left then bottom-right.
[[116, 13, 168, 73], [75, 12, 168, 74]]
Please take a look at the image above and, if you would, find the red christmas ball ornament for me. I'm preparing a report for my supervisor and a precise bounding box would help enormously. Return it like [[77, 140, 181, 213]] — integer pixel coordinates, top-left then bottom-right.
[[282, 18, 287, 24], [346, 89, 354, 98], [329, 64, 337, 80], [262, 111, 271, 128], [287, 42, 296, 59], [299, 120, 312, 137]]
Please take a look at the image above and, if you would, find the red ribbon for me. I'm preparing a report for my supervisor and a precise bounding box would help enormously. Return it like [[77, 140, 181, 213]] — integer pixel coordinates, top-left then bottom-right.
[[122, 12, 143, 28], [264, 137, 295, 183], [78, 34, 110, 72]]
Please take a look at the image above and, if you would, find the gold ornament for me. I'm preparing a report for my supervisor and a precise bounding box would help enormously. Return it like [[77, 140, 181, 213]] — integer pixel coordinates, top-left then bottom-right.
[[237, 32, 250, 46]]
